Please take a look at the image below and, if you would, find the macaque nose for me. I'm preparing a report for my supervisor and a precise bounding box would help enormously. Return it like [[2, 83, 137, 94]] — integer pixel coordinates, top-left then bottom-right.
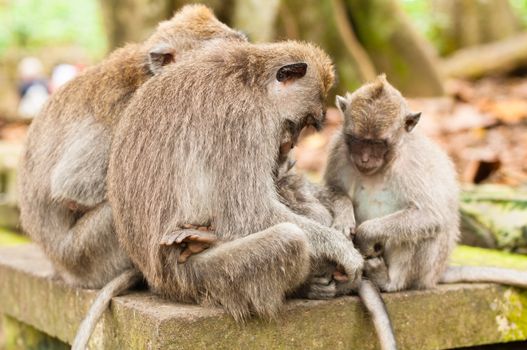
[[361, 153, 369, 164]]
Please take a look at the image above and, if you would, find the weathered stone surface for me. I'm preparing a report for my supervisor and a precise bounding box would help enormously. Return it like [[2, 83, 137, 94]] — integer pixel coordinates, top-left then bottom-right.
[[1, 244, 527, 349], [2, 315, 69, 350]]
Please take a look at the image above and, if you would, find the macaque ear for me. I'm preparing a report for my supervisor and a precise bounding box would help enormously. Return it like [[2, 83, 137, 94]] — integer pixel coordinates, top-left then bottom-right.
[[276, 63, 307, 83], [148, 44, 176, 74], [336, 95, 348, 113], [404, 112, 421, 132]]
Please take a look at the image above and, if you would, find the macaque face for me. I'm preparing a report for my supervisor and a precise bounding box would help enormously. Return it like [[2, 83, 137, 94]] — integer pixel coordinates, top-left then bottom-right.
[[344, 133, 390, 175], [273, 62, 328, 164]]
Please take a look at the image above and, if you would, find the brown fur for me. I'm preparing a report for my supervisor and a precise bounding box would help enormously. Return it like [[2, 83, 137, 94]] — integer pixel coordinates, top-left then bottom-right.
[[18, 4, 246, 289], [108, 40, 364, 321]]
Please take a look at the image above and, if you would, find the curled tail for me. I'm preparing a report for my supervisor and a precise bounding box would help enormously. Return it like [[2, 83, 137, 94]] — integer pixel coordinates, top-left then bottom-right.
[[72, 269, 142, 350], [358, 280, 397, 350], [441, 266, 527, 289]]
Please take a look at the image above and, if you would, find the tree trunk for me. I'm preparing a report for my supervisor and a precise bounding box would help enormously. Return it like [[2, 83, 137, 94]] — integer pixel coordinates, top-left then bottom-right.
[[441, 33, 527, 79], [98, 0, 232, 50], [232, 0, 280, 42], [277, 0, 366, 94], [431, 0, 521, 55], [98, 0, 175, 49], [345, 0, 445, 97]]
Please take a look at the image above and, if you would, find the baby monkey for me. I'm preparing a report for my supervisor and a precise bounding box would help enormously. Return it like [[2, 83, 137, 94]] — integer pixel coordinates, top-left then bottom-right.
[[326, 74, 527, 292]]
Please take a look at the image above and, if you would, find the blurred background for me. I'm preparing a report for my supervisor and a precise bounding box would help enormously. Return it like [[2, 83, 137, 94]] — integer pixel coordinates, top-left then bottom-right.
[[0, 0, 526, 281]]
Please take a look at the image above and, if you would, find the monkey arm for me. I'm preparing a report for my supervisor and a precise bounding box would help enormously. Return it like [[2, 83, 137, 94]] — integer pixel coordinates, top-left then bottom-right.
[[278, 204, 363, 285], [355, 206, 441, 256], [329, 192, 356, 238], [323, 139, 357, 237]]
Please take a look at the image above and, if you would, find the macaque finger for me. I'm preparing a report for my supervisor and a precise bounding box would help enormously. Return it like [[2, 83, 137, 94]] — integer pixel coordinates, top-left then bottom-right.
[[187, 242, 209, 253], [183, 231, 217, 244], [333, 270, 349, 282], [177, 249, 193, 263], [160, 231, 180, 246]]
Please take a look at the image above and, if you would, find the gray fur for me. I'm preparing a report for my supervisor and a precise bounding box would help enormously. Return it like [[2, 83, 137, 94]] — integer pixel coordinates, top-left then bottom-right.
[[108, 40, 363, 322], [324, 75, 460, 292]]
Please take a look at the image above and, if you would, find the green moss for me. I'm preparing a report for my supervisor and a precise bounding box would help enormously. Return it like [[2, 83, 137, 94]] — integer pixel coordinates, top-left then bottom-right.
[[451, 245, 527, 270], [495, 289, 527, 342], [0, 228, 29, 246], [2, 315, 69, 350]]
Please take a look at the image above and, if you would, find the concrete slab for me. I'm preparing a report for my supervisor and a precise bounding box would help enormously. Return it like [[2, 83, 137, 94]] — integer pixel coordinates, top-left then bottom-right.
[[1, 244, 526, 349]]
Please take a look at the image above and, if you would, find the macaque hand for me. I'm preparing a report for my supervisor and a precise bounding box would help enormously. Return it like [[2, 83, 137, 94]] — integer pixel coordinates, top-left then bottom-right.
[[331, 214, 356, 239], [303, 275, 338, 299], [364, 257, 390, 289], [160, 224, 217, 263], [355, 220, 384, 258]]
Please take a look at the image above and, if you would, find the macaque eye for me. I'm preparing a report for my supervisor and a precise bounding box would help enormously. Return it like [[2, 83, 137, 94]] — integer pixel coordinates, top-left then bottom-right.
[[306, 114, 324, 131], [276, 63, 308, 83]]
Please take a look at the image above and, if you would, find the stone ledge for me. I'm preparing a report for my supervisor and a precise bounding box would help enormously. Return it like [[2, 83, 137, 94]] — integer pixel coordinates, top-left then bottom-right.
[[1, 244, 526, 349]]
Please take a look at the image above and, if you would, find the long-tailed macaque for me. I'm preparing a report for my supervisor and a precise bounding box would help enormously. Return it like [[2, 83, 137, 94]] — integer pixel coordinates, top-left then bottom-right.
[[108, 40, 365, 322], [18, 6, 247, 350], [325, 75, 527, 293], [19, 4, 246, 289]]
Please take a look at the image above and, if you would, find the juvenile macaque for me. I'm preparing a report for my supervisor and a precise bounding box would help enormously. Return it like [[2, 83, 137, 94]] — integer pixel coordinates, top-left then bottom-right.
[[18, 6, 246, 350], [326, 75, 527, 293], [108, 39, 364, 322], [325, 75, 459, 292]]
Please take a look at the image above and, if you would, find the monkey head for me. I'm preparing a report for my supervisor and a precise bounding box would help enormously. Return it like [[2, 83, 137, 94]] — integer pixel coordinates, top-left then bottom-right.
[[146, 4, 247, 74], [258, 42, 335, 165], [336, 74, 421, 176]]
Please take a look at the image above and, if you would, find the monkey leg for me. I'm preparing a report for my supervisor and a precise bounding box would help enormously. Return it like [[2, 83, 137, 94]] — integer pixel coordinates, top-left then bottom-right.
[[367, 243, 415, 292], [157, 223, 311, 321], [54, 201, 131, 288], [364, 257, 391, 289]]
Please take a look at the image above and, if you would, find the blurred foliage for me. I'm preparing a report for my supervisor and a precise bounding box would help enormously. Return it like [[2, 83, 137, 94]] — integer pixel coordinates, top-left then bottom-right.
[[451, 245, 527, 270], [402, 0, 527, 55], [511, 0, 527, 25], [0, 227, 28, 246], [0, 0, 107, 59]]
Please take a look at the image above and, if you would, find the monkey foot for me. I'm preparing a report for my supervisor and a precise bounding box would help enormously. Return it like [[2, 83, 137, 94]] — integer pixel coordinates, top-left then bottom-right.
[[160, 225, 217, 264]]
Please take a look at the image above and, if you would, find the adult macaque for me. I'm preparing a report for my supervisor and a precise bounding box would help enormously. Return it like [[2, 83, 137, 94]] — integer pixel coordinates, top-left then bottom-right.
[[108, 40, 364, 322], [18, 6, 246, 350]]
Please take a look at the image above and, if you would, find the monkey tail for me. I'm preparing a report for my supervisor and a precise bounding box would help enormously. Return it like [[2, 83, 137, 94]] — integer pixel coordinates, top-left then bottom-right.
[[358, 280, 397, 350], [72, 268, 142, 350], [441, 266, 527, 289]]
